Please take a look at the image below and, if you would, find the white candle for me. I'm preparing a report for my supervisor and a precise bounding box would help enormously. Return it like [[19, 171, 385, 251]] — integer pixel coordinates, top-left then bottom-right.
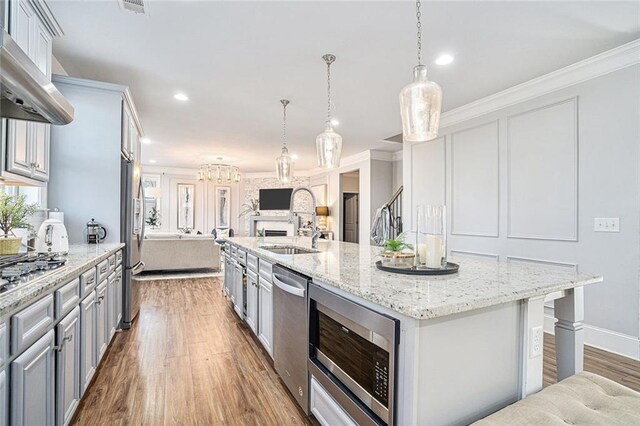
[[417, 235, 444, 268]]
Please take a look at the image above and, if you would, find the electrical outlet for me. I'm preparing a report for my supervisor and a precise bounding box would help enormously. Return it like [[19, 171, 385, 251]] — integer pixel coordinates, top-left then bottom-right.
[[594, 217, 620, 233], [529, 326, 543, 358]]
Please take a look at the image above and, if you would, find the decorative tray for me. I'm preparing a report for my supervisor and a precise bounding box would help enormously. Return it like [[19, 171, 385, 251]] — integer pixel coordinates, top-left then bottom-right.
[[375, 260, 459, 275]]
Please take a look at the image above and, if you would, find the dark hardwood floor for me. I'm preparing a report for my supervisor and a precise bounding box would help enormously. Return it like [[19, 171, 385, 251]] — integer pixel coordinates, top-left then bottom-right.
[[72, 277, 311, 425], [73, 277, 640, 425]]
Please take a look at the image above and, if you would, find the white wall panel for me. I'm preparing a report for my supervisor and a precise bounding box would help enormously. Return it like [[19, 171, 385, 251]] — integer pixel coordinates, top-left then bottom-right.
[[451, 122, 499, 237], [410, 137, 445, 228], [507, 98, 578, 241], [450, 250, 499, 261]]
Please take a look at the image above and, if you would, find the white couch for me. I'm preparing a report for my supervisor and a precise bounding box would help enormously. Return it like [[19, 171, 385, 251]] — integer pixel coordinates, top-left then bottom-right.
[[142, 232, 221, 272]]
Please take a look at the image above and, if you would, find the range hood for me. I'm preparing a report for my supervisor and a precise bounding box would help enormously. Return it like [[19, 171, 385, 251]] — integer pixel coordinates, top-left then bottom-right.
[[0, 26, 73, 125]]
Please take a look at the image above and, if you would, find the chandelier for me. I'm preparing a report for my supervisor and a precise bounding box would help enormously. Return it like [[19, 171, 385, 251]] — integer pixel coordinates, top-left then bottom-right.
[[399, 0, 443, 142], [197, 160, 241, 183]]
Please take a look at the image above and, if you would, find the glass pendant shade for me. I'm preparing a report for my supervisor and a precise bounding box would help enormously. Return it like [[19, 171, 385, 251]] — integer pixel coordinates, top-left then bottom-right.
[[399, 65, 442, 142], [276, 146, 294, 183], [316, 122, 343, 169]]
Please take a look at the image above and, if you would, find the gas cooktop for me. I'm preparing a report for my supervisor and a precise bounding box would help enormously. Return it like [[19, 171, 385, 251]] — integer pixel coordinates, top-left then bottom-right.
[[0, 253, 68, 294]]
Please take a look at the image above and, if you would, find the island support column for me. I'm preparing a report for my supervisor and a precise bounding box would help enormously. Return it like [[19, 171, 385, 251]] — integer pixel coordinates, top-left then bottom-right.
[[554, 287, 585, 381]]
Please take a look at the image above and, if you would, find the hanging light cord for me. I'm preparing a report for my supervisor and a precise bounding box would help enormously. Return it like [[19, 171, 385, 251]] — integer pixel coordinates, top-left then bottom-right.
[[416, 0, 422, 66], [282, 102, 287, 148], [326, 60, 332, 123]]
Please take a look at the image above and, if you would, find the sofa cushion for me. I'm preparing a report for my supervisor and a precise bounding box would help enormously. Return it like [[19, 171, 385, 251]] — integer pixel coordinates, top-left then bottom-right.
[[141, 237, 220, 272], [474, 372, 640, 425]]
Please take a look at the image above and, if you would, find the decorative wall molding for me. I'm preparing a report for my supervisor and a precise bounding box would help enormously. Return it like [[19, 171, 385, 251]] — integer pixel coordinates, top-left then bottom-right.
[[506, 98, 578, 241], [450, 120, 500, 237], [450, 250, 499, 260], [544, 314, 640, 361], [440, 39, 640, 129], [506, 256, 578, 272]]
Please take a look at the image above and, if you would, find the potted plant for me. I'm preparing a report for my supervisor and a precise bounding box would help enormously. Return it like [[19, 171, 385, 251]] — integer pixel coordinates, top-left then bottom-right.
[[239, 198, 260, 218], [0, 192, 38, 254], [146, 206, 161, 229], [380, 232, 415, 268]]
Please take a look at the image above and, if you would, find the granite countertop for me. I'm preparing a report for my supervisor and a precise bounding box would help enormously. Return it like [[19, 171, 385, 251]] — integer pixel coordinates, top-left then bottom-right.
[[0, 243, 125, 319], [225, 236, 603, 320]]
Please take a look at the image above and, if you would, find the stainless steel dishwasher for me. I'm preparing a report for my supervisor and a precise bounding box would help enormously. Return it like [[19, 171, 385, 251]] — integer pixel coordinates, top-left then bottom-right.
[[272, 264, 311, 414]]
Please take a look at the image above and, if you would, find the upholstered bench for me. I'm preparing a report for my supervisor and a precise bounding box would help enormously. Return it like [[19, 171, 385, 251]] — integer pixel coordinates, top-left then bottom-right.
[[474, 372, 640, 425]]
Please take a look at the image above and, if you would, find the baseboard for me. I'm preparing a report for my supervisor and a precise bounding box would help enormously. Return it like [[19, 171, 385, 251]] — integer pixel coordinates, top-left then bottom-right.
[[544, 314, 640, 361]]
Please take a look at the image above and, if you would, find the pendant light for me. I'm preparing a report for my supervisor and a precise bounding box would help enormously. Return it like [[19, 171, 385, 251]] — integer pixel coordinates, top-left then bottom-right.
[[399, 0, 442, 142], [276, 99, 294, 183], [316, 54, 342, 169]]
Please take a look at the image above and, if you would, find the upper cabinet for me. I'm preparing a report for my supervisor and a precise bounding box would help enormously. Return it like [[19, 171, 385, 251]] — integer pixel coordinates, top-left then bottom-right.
[[122, 99, 141, 161], [1, 0, 61, 186]]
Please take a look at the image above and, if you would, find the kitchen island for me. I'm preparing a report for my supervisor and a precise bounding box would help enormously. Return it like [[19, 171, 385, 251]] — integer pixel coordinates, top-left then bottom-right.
[[226, 236, 603, 426]]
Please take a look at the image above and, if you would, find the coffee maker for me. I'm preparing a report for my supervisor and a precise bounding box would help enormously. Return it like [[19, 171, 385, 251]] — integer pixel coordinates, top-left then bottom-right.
[[86, 219, 107, 244]]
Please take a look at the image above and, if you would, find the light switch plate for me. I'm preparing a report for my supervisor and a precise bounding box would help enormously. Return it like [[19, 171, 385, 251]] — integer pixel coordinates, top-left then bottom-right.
[[530, 326, 543, 358], [594, 217, 620, 233]]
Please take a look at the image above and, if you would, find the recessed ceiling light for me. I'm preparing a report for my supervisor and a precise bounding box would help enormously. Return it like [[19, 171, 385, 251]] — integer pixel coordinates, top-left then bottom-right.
[[173, 92, 189, 101], [140, 137, 151, 145], [435, 54, 454, 65], [291, 153, 299, 160], [331, 118, 340, 126], [148, 159, 157, 163]]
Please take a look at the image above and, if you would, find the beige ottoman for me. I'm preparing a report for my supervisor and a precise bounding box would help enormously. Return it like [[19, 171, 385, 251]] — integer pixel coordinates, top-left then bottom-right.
[[474, 372, 640, 425]]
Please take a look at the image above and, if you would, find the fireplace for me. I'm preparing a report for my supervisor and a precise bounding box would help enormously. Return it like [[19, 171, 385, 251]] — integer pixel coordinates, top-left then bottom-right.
[[265, 230, 288, 237]]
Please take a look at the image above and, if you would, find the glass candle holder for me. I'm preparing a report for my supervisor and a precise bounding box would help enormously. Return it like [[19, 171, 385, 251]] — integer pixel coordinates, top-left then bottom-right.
[[415, 205, 447, 269]]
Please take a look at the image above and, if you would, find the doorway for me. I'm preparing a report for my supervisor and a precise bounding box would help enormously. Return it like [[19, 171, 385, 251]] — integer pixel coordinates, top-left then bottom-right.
[[340, 170, 360, 243]]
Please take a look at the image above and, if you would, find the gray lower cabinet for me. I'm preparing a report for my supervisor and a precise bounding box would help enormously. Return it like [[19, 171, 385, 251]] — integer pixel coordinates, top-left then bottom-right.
[[95, 280, 108, 363], [233, 261, 244, 318], [0, 369, 6, 426], [115, 267, 123, 328], [258, 277, 273, 357], [11, 329, 55, 426], [246, 271, 259, 334], [107, 273, 117, 341], [224, 255, 233, 301], [80, 291, 96, 394], [56, 307, 80, 426]]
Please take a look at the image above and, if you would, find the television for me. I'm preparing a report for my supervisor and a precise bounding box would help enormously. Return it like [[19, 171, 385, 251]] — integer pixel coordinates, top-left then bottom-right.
[[259, 188, 293, 210]]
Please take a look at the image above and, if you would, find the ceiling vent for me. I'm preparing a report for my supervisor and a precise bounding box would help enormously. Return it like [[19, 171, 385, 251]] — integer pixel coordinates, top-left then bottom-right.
[[119, 0, 146, 15]]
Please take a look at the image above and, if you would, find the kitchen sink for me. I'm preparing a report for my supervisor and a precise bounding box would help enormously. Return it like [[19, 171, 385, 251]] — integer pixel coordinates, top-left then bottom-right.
[[260, 245, 320, 255]]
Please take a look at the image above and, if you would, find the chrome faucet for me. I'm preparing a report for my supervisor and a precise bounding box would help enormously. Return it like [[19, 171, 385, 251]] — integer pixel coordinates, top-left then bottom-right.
[[288, 186, 323, 249]]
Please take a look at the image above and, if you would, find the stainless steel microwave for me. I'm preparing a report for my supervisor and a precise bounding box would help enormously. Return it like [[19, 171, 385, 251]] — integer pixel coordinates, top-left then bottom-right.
[[308, 284, 399, 425]]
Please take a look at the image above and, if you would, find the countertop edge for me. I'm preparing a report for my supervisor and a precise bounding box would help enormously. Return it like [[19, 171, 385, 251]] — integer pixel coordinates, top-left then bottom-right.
[[0, 243, 125, 319], [225, 238, 604, 321]]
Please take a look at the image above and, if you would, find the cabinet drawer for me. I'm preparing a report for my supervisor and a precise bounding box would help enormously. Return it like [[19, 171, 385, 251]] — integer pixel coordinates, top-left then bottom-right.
[[310, 376, 357, 426], [79, 268, 97, 298], [237, 249, 247, 265], [55, 278, 80, 319], [11, 294, 54, 355], [247, 253, 258, 273], [230, 245, 238, 259], [0, 323, 5, 367], [259, 259, 273, 281], [115, 250, 123, 266], [96, 259, 109, 283], [107, 254, 117, 272]]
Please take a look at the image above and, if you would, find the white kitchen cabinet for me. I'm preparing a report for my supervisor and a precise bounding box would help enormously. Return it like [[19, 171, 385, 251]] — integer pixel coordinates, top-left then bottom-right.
[[223, 255, 233, 300], [233, 261, 244, 318], [107, 272, 117, 341], [10, 330, 55, 426], [258, 276, 273, 357], [3, 0, 55, 184], [56, 307, 80, 426], [79, 291, 96, 394], [246, 270, 259, 335], [95, 281, 108, 363], [0, 369, 6, 426], [115, 267, 123, 328]]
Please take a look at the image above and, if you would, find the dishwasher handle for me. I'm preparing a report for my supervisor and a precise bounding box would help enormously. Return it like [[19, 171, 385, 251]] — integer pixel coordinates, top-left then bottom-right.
[[273, 273, 306, 298]]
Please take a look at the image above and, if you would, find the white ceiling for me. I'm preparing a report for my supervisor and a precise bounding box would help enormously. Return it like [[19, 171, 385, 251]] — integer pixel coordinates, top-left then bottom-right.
[[49, 1, 639, 172]]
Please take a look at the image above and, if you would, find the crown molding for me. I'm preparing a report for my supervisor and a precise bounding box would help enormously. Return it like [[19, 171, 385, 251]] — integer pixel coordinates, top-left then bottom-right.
[[52, 74, 144, 135], [440, 39, 640, 129], [30, 0, 64, 37]]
